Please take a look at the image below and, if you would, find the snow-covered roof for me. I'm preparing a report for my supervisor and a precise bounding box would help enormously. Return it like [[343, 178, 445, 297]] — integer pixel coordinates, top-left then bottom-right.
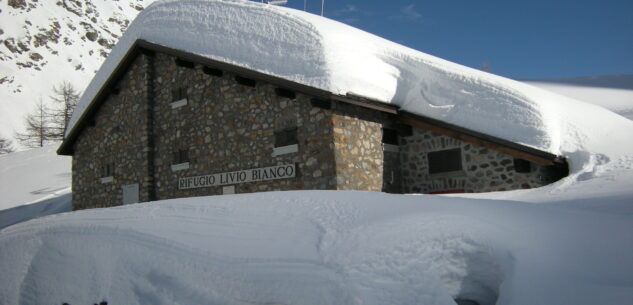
[[63, 0, 633, 172]]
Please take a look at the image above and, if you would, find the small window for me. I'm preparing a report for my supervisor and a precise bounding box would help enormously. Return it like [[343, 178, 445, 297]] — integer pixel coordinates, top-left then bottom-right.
[[310, 98, 331, 110], [235, 76, 256, 87], [173, 149, 189, 164], [396, 124, 413, 137], [275, 127, 298, 147], [175, 58, 194, 68], [203, 66, 223, 77], [382, 128, 398, 145], [514, 158, 532, 173], [101, 163, 113, 177], [428, 148, 462, 174], [172, 87, 187, 101], [275, 88, 296, 99]]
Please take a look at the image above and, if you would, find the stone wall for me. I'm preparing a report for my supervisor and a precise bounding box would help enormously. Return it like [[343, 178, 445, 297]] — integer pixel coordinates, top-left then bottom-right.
[[70, 50, 565, 210], [330, 103, 401, 192], [150, 53, 338, 199], [73, 52, 370, 209], [71, 54, 151, 209], [399, 127, 552, 193]]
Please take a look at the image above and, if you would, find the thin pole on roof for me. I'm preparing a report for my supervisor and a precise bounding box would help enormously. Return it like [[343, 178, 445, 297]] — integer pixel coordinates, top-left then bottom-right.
[[266, 0, 288, 5], [321, 0, 324, 16], [304, 0, 307, 11]]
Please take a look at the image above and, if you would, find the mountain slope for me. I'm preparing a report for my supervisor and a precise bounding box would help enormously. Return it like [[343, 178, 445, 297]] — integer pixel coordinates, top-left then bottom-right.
[[0, 144, 71, 230], [0, 143, 70, 210], [0, 0, 156, 144]]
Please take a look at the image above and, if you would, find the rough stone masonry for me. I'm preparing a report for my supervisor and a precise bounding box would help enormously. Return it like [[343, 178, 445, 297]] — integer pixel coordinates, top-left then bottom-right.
[[69, 50, 566, 210]]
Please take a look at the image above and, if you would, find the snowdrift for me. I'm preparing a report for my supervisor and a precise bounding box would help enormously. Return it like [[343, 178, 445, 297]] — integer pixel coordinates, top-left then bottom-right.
[[1, 190, 632, 305], [67, 0, 633, 174]]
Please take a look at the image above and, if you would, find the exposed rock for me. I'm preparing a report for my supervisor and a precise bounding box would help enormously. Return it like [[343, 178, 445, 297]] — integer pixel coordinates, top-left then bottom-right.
[[29, 52, 43, 61], [85, 31, 98, 41], [8, 0, 27, 9], [97, 38, 114, 49]]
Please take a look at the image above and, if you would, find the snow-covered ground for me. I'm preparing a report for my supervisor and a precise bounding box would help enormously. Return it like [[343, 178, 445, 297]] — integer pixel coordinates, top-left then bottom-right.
[[0, 188, 631, 305], [523, 75, 633, 121], [0, 144, 71, 229]]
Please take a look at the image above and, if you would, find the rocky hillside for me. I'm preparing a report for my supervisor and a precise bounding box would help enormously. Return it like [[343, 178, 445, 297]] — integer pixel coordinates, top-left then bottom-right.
[[0, 0, 156, 145]]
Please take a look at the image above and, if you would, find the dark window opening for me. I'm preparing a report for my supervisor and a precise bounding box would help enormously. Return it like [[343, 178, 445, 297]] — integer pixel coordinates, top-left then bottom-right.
[[111, 87, 121, 95], [235, 76, 256, 87], [203, 66, 223, 77], [175, 58, 194, 68], [310, 98, 331, 110], [172, 87, 187, 101], [396, 124, 413, 137], [173, 149, 189, 164], [275, 88, 296, 99], [101, 163, 113, 177], [513, 158, 532, 173], [382, 128, 398, 145], [428, 148, 462, 174], [275, 127, 298, 147]]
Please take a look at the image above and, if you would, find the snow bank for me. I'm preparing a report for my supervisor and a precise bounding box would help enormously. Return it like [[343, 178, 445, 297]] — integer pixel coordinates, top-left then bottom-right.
[[67, 0, 633, 173], [0, 144, 72, 229], [0, 193, 71, 230], [0, 144, 71, 210], [0, 190, 631, 305]]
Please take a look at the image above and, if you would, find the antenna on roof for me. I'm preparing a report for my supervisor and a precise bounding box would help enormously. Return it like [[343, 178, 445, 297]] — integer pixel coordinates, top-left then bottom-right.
[[321, 0, 325, 16], [304, 0, 307, 11], [267, 0, 288, 5]]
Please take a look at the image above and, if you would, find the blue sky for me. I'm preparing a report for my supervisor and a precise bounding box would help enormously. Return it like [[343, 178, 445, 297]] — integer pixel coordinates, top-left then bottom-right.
[[264, 0, 633, 79]]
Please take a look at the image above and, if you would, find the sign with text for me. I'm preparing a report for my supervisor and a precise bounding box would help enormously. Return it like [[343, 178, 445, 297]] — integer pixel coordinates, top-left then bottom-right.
[[179, 164, 296, 190]]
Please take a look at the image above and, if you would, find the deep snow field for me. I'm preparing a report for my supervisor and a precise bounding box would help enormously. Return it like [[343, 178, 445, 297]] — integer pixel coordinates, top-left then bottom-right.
[[0, 144, 70, 210], [0, 172, 632, 305], [0, 144, 71, 230]]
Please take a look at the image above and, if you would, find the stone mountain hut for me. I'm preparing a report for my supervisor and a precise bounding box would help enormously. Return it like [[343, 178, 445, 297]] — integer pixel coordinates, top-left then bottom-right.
[[57, 1, 568, 210]]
